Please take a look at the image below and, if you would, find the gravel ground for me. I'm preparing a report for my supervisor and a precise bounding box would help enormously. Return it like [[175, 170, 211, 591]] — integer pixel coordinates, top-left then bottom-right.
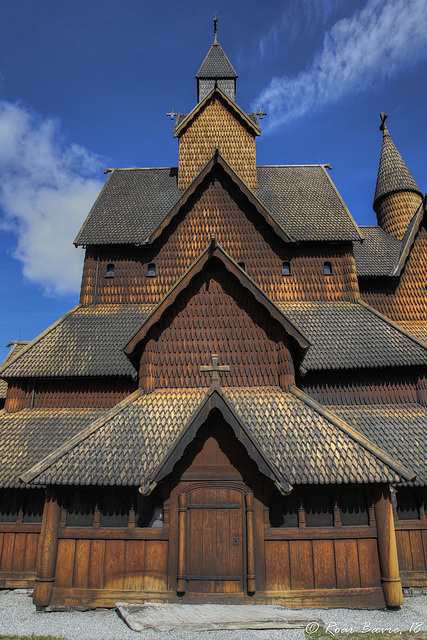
[[0, 589, 426, 640]]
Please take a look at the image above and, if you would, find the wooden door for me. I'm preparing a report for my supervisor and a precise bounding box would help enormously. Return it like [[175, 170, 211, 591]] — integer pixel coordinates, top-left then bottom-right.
[[185, 486, 245, 593]]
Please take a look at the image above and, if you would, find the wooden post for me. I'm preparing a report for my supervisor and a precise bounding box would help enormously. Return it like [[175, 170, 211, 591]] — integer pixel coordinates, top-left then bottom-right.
[[33, 487, 61, 608], [245, 493, 256, 594], [177, 493, 187, 593], [374, 485, 403, 609]]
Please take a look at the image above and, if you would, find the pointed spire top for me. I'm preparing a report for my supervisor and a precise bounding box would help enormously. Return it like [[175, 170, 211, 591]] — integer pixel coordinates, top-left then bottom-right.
[[374, 113, 422, 208], [213, 10, 219, 43]]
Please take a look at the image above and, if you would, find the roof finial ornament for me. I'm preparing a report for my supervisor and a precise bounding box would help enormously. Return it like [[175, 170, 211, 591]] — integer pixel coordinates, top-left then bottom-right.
[[213, 9, 219, 43], [380, 112, 388, 131], [200, 353, 230, 386], [257, 107, 267, 120], [166, 109, 177, 120]]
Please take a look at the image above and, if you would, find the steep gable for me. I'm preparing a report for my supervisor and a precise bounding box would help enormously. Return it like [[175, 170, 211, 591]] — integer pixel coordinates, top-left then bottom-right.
[[176, 89, 259, 189], [125, 245, 308, 391]]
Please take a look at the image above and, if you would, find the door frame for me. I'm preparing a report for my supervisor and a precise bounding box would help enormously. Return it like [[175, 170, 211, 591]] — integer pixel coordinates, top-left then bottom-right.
[[176, 481, 255, 595]]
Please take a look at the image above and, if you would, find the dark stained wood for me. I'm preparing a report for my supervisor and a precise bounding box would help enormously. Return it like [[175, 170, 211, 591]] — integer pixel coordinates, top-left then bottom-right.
[[88, 540, 106, 589], [264, 541, 291, 591], [334, 539, 361, 589], [358, 539, 382, 588], [104, 540, 125, 590], [289, 541, 314, 590]]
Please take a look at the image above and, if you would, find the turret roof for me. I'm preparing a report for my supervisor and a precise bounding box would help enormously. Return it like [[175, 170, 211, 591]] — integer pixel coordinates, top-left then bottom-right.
[[374, 115, 422, 208], [196, 42, 237, 79]]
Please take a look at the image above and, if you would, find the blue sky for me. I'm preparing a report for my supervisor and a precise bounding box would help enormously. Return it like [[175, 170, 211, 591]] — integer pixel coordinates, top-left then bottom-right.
[[0, 0, 426, 363]]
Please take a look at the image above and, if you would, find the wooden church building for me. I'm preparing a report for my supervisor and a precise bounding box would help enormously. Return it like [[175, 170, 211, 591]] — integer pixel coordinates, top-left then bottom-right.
[[0, 21, 427, 610]]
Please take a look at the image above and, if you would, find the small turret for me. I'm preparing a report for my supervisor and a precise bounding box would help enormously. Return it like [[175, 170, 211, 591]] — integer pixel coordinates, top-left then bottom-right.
[[373, 113, 423, 240], [195, 17, 238, 102]]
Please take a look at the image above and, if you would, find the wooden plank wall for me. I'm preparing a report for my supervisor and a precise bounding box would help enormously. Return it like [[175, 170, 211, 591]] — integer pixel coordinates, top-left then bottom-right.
[[55, 537, 168, 592], [4, 378, 135, 413], [0, 525, 41, 587], [302, 368, 419, 405], [80, 177, 358, 307], [264, 535, 381, 592]]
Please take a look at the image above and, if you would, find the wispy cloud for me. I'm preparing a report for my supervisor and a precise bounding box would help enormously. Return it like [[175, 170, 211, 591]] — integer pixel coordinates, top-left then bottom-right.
[[252, 0, 427, 131], [257, 0, 341, 61], [0, 100, 104, 296]]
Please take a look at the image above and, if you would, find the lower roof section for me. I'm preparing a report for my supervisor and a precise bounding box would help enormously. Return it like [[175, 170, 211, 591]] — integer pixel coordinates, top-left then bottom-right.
[[330, 404, 427, 487], [18, 386, 406, 490], [0, 407, 104, 488], [279, 301, 427, 374], [1, 301, 427, 382]]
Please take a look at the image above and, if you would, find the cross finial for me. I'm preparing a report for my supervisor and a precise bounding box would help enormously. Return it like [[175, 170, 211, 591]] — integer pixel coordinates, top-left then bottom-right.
[[380, 112, 388, 131], [166, 109, 177, 120], [213, 10, 219, 43], [257, 108, 267, 119], [200, 353, 230, 385]]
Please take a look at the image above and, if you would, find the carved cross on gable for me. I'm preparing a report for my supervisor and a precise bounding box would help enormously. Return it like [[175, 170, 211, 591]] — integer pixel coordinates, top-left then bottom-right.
[[200, 353, 230, 385]]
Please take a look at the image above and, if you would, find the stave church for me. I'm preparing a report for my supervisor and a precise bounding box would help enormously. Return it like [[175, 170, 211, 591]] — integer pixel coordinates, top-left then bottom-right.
[[0, 20, 426, 609]]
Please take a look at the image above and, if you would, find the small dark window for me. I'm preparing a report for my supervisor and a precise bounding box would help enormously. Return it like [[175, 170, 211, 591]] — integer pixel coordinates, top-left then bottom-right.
[[66, 490, 93, 527], [106, 263, 115, 278], [238, 261, 246, 271], [22, 491, 44, 523], [100, 490, 128, 528], [136, 492, 164, 528], [305, 489, 333, 527], [0, 490, 19, 523], [282, 262, 291, 276], [340, 489, 369, 526], [396, 487, 420, 520], [147, 263, 156, 277], [269, 491, 298, 528], [323, 262, 332, 275]]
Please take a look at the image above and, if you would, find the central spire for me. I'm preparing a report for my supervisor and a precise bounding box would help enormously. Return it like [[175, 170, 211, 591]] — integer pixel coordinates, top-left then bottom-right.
[[195, 16, 238, 103]]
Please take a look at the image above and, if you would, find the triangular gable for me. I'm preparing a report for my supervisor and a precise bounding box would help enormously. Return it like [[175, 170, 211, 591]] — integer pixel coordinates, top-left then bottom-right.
[[124, 238, 310, 361], [146, 151, 293, 245], [174, 87, 260, 138], [146, 385, 293, 495]]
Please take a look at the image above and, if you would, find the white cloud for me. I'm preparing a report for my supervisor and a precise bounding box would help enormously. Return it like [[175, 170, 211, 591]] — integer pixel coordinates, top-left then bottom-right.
[[0, 100, 104, 296], [252, 0, 427, 131]]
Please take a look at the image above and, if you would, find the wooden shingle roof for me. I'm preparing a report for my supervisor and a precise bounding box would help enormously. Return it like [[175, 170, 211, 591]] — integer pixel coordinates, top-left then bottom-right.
[[19, 386, 409, 489], [74, 163, 361, 247], [374, 121, 422, 208]]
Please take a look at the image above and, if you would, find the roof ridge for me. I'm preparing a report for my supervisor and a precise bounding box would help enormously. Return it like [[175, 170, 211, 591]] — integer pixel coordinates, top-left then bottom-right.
[[289, 386, 414, 480], [20, 388, 144, 485], [321, 165, 363, 241], [357, 299, 427, 350], [393, 200, 425, 276], [0, 304, 82, 377]]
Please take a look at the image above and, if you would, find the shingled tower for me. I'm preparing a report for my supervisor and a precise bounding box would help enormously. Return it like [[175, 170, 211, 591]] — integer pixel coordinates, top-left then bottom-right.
[[373, 113, 423, 239], [175, 18, 260, 190]]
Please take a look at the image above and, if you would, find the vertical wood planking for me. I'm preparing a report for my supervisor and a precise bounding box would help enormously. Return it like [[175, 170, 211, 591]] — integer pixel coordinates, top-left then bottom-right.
[[104, 540, 125, 590], [334, 539, 361, 589], [88, 539, 106, 589], [290, 540, 314, 590], [123, 540, 145, 590], [312, 539, 336, 589], [24, 533, 39, 572], [409, 530, 426, 570], [144, 541, 168, 592], [54, 539, 76, 588], [11, 533, 27, 572], [264, 541, 290, 590], [73, 540, 91, 588], [1, 533, 15, 572], [358, 539, 382, 587], [396, 530, 413, 571]]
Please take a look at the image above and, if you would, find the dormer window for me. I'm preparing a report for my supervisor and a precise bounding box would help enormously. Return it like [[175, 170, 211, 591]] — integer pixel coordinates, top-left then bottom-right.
[[282, 262, 291, 276], [147, 263, 156, 277], [323, 262, 332, 275], [106, 264, 115, 278], [238, 261, 246, 271]]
